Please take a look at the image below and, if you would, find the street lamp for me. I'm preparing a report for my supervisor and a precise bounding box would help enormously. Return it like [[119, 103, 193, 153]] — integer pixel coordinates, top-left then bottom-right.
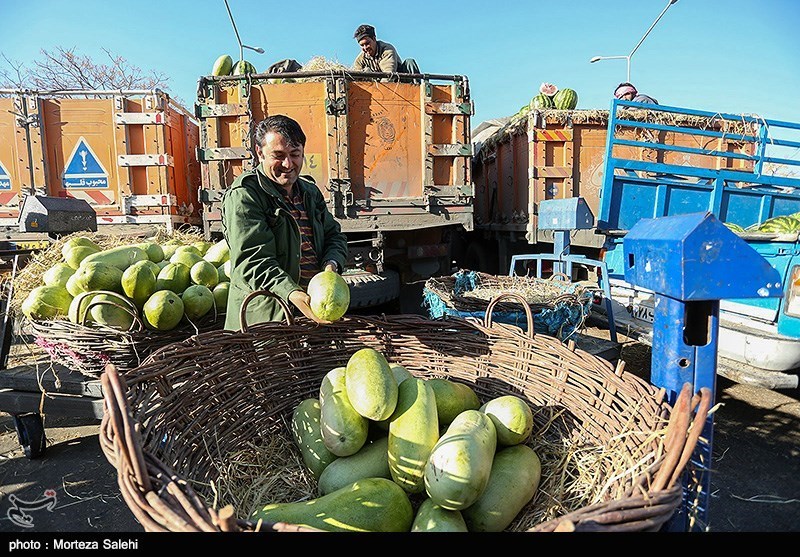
[[589, 0, 678, 83], [223, 0, 265, 63]]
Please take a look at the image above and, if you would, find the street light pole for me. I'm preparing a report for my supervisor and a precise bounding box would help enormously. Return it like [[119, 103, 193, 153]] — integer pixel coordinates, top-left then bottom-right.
[[223, 0, 265, 62], [589, 0, 678, 83]]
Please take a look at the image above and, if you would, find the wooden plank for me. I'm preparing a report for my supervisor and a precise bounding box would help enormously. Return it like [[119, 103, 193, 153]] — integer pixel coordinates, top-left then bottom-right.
[[0, 390, 104, 419], [0, 363, 102, 397]]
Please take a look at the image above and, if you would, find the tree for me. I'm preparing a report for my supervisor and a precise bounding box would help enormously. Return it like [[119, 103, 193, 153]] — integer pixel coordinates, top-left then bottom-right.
[[0, 46, 178, 101]]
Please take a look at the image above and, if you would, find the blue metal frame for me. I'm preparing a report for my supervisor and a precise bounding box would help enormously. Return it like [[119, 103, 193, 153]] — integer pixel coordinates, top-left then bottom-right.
[[598, 98, 800, 232], [509, 253, 617, 343]]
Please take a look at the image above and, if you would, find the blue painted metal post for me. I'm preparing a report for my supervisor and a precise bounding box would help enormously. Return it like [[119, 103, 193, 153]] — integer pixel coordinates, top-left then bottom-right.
[[624, 212, 783, 531]]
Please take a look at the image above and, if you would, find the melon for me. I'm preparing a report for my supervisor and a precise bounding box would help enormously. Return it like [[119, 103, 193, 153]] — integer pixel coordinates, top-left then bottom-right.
[[155, 263, 192, 294], [531, 94, 555, 109], [42, 263, 76, 288], [307, 270, 350, 322], [143, 290, 185, 331], [182, 284, 214, 320], [539, 82, 558, 96], [212, 281, 229, 312], [72, 262, 124, 293], [121, 260, 158, 308], [212, 54, 233, 77], [233, 60, 256, 75], [89, 293, 136, 332], [20, 285, 73, 321], [204, 239, 230, 266], [553, 88, 578, 110], [190, 260, 219, 289]]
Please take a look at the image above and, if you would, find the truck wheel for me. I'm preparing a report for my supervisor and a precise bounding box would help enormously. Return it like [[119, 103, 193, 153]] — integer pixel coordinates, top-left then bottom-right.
[[343, 270, 401, 309], [13, 413, 47, 459]]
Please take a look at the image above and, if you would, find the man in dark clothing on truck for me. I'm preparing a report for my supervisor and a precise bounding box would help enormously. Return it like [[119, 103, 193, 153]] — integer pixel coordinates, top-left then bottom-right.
[[614, 82, 659, 105], [220, 115, 348, 330], [352, 24, 419, 75]]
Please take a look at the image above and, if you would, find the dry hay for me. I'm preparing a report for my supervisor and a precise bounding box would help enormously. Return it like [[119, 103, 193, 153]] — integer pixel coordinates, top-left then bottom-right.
[[9, 226, 207, 314], [479, 106, 759, 157], [202, 390, 670, 531]]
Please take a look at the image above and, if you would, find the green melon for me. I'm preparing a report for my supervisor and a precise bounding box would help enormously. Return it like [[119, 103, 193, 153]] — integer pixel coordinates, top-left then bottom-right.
[[212, 54, 233, 76], [233, 60, 256, 75], [553, 88, 578, 110], [143, 290, 184, 331], [531, 94, 555, 109]]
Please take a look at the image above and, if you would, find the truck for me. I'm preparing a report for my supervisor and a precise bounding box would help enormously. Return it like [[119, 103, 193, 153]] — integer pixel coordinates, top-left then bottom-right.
[[597, 98, 800, 390], [469, 97, 800, 390], [0, 88, 201, 236], [194, 69, 474, 310]]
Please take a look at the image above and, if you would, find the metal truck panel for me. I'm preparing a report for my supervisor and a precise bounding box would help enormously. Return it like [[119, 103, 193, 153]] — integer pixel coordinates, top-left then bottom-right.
[[0, 89, 201, 232], [196, 71, 473, 238]]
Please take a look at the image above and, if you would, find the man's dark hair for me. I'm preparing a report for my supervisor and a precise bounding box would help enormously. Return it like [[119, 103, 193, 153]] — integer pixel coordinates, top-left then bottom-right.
[[255, 115, 306, 148], [354, 24, 376, 42]]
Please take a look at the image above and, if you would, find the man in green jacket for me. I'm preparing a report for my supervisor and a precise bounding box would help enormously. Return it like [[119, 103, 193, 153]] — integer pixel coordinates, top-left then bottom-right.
[[221, 115, 348, 330]]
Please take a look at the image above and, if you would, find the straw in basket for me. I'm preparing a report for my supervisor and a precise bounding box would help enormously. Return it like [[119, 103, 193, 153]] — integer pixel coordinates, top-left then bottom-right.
[[99, 290, 711, 532]]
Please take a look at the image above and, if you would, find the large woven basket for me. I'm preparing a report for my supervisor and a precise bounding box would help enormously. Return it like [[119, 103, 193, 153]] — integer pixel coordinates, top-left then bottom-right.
[[25, 291, 224, 378], [99, 291, 710, 533], [423, 270, 593, 340]]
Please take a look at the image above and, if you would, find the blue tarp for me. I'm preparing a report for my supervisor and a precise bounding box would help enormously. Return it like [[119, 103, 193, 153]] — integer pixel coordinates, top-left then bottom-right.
[[422, 270, 592, 341]]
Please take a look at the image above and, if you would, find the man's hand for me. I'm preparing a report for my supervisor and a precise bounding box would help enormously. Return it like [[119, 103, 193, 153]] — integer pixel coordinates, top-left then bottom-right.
[[323, 261, 338, 273], [288, 289, 333, 324]]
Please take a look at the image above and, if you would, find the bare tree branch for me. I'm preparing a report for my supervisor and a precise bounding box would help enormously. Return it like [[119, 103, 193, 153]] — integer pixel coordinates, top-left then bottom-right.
[[0, 46, 177, 101]]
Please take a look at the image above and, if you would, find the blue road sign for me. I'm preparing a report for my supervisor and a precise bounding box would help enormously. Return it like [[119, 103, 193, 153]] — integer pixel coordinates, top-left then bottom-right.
[[63, 137, 108, 188], [0, 160, 11, 191]]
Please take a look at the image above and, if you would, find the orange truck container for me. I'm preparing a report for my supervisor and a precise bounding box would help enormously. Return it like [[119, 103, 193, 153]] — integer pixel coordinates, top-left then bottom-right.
[[195, 70, 473, 304], [469, 108, 756, 273], [0, 89, 201, 232]]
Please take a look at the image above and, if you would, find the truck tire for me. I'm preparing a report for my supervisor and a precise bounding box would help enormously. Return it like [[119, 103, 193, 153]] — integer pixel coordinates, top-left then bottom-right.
[[343, 270, 401, 309]]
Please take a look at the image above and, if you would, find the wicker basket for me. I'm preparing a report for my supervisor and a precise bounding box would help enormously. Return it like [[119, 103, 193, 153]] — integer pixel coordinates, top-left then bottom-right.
[[25, 290, 224, 378], [423, 270, 593, 340], [99, 291, 710, 533]]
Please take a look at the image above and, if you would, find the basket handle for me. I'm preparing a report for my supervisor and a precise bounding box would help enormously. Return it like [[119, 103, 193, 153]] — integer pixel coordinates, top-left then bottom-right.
[[239, 289, 294, 333], [548, 272, 572, 283], [78, 290, 144, 332], [483, 292, 534, 339]]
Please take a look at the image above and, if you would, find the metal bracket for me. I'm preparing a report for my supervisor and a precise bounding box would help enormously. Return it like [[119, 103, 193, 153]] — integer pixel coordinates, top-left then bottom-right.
[[118, 154, 174, 167]]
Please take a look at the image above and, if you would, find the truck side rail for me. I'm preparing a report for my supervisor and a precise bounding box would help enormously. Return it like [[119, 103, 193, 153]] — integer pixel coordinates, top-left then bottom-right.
[[598, 99, 800, 232]]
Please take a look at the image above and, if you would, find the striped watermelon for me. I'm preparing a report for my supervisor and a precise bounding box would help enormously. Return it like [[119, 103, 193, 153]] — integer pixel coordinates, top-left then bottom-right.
[[233, 60, 257, 75], [757, 214, 800, 233], [553, 88, 578, 110], [724, 222, 745, 234], [531, 94, 555, 109]]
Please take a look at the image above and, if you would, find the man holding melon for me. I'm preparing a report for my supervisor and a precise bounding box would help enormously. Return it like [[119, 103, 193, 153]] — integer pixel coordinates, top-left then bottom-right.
[[220, 115, 348, 329]]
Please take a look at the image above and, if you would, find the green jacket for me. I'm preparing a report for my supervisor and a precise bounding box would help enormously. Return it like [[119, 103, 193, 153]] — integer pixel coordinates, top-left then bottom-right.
[[220, 165, 348, 330]]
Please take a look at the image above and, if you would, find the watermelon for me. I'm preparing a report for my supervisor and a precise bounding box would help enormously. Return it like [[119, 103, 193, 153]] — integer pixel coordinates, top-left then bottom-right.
[[531, 94, 555, 109], [233, 60, 257, 75], [757, 215, 800, 234], [211, 54, 233, 76], [553, 88, 578, 110], [724, 222, 745, 234], [539, 82, 558, 96]]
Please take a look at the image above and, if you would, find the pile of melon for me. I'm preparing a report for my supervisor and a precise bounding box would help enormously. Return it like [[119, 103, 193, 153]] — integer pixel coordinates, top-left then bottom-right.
[[211, 54, 256, 76], [19, 234, 231, 332], [262, 347, 541, 532]]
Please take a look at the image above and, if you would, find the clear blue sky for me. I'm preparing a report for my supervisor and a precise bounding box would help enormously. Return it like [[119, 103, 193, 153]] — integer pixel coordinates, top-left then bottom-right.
[[1, 0, 798, 127]]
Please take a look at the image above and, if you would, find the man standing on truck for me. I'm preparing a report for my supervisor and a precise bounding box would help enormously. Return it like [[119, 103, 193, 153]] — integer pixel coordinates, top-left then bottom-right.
[[220, 115, 348, 330], [352, 24, 420, 75], [614, 82, 659, 104]]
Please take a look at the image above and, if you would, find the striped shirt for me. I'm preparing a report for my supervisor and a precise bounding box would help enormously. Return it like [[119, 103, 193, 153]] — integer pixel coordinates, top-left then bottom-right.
[[280, 184, 318, 288]]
